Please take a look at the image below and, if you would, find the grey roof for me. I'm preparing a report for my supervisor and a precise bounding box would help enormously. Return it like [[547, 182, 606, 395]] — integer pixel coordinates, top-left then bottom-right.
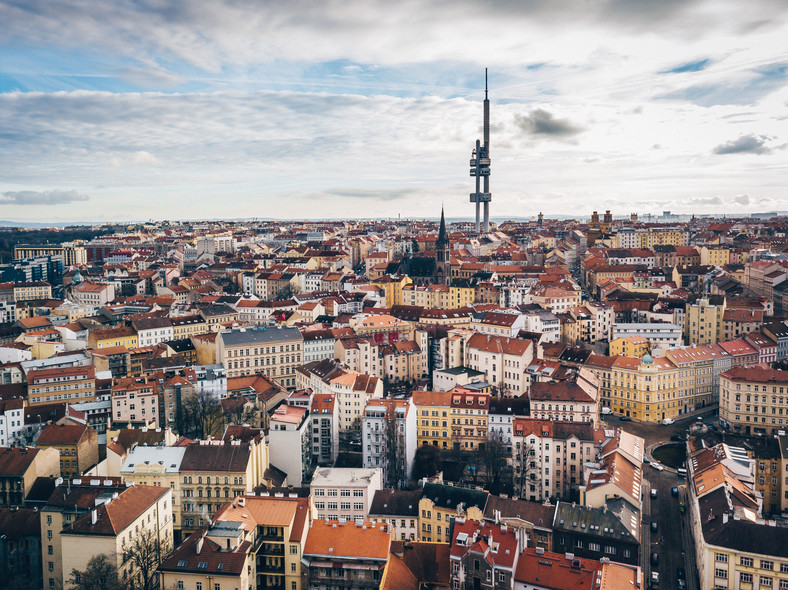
[[219, 326, 303, 346], [422, 483, 488, 512], [553, 501, 639, 544], [435, 366, 485, 377], [369, 489, 421, 517]]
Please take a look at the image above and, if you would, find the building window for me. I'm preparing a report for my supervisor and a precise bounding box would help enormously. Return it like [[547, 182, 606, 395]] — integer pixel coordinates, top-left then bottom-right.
[[714, 569, 727, 579], [741, 557, 753, 567], [762, 560, 774, 571], [715, 553, 728, 563]]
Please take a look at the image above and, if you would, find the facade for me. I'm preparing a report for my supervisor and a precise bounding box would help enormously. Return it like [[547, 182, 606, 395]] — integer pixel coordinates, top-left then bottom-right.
[[111, 376, 160, 428], [362, 398, 417, 488], [36, 423, 99, 477], [720, 366, 788, 435], [60, 485, 173, 590], [0, 446, 60, 506], [310, 467, 383, 522], [301, 519, 390, 590], [465, 333, 533, 397], [27, 365, 96, 406], [611, 322, 683, 349], [38, 477, 128, 590], [449, 518, 523, 590], [412, 389, 453, 449], [512, 419, 599, 502], [449, 387, 491, 451], [418, 483, 488, 544], [368, 488, 421, 542], [216, 326, 304, 387], [529, 379, 598, 425], [268, 404, 312, 486]]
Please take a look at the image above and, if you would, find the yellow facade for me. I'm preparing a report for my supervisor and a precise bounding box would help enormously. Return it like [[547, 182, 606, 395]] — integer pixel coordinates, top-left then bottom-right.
[[172, 318, 209, 339], [371, 275, 412, 307], [700, 246, 731, 267], [413, 391, 452, 449], [609, 336, 649, 358], [610, 356, 682, 422], [640, 227, 686, 248], [685, 297, 724, 345], [95, 333, 139, 349], [418, 497, 484, 543], [14, 282, 52, 301]]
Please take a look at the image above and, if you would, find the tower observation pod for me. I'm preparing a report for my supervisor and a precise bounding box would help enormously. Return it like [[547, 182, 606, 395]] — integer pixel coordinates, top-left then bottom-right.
[[469, 69, 492, 234]]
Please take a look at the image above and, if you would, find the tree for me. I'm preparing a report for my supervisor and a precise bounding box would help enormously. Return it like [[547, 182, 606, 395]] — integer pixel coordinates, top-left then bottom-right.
[[180, 390, 224, 439], [412, 444, 442, 482], [482, 429, 509, 494], [69, 554, 122, 590], [513, 439, 539, 501], [382, 405, 406, 489], [225, 394, 260, 427], [122, 529, 168, 590]]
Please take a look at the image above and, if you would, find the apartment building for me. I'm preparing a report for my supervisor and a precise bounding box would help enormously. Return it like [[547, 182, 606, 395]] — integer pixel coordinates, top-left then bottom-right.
[[418, 483, 488, 543], [368, 489, 421, 542], [60, 485, 173, 590], [449, 387, 490, 451], [512, 419, 599, 502], [611, 322, 683, 350], [36, 423, 98, 477], [132, 316, 174, 347], [310, 467, 382, 522], [465, 333, 533, 397], [159, 494, 311, 590], [0, 446, 60, 506], [720, 366, 788, 436], [27, 365, 96, 406], [38, 477, 127, 590], [178, 440, 260, 537], [362, 398, 417, 488], [301, 519, 390, 590], [269, 404, 312, 486], [412, 389, 453, 449], [71, 281, 116, 306], [111, 376, 159, 428], [529, 378, 598, 425], [216, 326, 303, 387], [608, 354, 682, 422]]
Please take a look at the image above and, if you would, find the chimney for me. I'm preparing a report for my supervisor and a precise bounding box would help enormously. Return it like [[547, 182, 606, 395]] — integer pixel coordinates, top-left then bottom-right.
[[90, 509, 97, 525], [196, 534, 204, 555]]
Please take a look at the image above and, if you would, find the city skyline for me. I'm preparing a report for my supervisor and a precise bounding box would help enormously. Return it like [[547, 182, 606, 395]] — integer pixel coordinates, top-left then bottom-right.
[[1, 0, 787, 223]]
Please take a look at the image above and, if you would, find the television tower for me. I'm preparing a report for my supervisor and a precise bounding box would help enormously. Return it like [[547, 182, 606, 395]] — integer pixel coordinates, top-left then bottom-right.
[[469, 69, 491, 234]]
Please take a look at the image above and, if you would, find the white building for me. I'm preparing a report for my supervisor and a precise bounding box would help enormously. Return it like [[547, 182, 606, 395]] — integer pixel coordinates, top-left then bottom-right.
[[309, 467, 383, 522], [268, 404, 311, 486], [361, 398, 417, 488], [132, 316, 174, 348], [611, 322, 684, 350], [0, 398, 25, 446]]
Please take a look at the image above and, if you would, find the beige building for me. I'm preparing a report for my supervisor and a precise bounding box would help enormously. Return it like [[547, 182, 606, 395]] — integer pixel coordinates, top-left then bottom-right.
[[310, 467, 383, 521], [720, 366, 788, 436], [465, 332, 533, 397], [158, 494, 311, 590], [216, 326, 303, 388], [60, 484, 173, 590], [0, 446, 60, 506], [27, 365, 96, 406]]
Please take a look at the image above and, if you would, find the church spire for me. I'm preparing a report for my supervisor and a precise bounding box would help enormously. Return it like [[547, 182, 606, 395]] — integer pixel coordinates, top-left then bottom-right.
[[437, 205, 448, 246]]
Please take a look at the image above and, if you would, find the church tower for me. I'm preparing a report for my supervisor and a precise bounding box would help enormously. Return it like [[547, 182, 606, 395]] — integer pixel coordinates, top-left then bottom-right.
[[435, 206, 450, 285]]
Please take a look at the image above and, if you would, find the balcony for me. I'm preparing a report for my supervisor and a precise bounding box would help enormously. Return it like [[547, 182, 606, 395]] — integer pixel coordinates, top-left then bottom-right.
[[259, 543, 285, 556]]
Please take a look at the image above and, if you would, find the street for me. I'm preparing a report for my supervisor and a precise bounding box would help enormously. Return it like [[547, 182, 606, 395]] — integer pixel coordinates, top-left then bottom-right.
[[605, 409, 713, 589]]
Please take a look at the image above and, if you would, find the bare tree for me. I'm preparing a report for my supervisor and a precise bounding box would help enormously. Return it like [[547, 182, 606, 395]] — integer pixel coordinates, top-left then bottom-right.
[[482, 429, 509, 494], [69, 553, 122, 590], [382, 406, 406, 489], [183, 390, 224, 439], [513, 439, 539, 501], [122, 529, 169, 590]]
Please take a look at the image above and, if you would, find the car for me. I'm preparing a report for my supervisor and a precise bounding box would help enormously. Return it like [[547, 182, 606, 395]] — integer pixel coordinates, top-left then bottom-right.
[[670, 434, 685, 442], [601, 407, 612, 415], [650, 461, 665, 471], [651, 488, 658, 498], [708, 424, 718, 431], [677, 567, 686, 581], [651, 552, 659, 566], [620, 416, 632, 422], [651, 571, 659, 585], [671, 486, 679, 497], [662, 418, 675, 425], [677, 467, 687, 478], [651, 521, 658, 533]]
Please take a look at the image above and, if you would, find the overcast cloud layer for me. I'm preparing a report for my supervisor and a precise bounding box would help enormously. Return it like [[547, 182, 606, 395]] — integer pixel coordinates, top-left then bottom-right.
[[1, 0, 787, 222]]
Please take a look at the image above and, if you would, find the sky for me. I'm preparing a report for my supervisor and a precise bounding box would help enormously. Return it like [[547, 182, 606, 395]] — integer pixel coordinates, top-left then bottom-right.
[[1, 0, 787, 223]]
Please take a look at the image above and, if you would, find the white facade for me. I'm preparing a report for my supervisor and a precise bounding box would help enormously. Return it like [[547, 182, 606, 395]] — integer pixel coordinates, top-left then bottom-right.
[[361, 399, 417, 487], [268, 404, 311, 486], [309, 467, 383, 521], [0, 401, 25, 446], [612, 322, 684, 349]]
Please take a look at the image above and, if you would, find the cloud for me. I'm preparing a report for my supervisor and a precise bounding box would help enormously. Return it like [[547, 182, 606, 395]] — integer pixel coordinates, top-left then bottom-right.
[[323, 187, 418, 201], [0, 189, 89, 205], [733, 193, 753, 205], [514, 108, 583, 137], [132, 150, 160, 165], [712, 134, 774, 155]]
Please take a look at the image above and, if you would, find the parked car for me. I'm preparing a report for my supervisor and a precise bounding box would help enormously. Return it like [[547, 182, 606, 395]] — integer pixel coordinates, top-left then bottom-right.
[[620, 416, 632, 422], [651, 552, 659, 566], [677, 467, 687, 478], [601, 407, 612, 415], [651, 521, 658, 533], [650, 461, 665, 471], [671, 486, 679, 497], [651, 571, 659, 586], [670, 434, 685, 442], [651, 488, 658, 498], [662, 418, 675, 425], [677, 567, 686, 589]]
